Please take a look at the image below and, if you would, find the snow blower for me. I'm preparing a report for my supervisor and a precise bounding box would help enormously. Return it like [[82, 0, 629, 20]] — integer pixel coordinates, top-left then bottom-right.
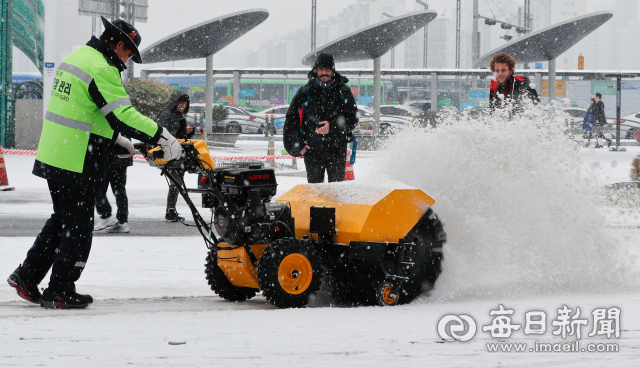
[[136, 140, 446, 308]]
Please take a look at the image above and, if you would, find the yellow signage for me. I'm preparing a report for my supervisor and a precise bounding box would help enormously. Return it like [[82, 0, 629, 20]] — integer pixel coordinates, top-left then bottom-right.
[[541, 80, 566, 96]]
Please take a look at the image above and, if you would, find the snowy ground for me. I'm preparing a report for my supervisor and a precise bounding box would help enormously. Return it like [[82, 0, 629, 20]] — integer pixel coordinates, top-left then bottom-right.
[[2, 132, 640, 367]]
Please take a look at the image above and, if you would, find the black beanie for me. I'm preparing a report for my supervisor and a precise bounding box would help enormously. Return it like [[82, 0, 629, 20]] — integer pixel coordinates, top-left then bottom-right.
[[313, 53, 335, 71]]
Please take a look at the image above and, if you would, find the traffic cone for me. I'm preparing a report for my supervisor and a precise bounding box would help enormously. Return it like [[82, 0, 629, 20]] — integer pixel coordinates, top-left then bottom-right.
[[0, 145, 15, 191], [345, 161, 354, 181]]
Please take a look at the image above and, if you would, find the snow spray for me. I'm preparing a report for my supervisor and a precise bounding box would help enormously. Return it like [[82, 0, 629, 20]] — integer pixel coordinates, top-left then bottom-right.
[[379, 103, 639, 301]]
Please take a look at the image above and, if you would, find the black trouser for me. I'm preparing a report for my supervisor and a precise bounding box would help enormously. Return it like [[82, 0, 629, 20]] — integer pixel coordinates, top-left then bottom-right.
[[21, 180, 95, 293], [303, 149, 346, 183], [95, 165, 129, 223], [166, 169, 184, 212]]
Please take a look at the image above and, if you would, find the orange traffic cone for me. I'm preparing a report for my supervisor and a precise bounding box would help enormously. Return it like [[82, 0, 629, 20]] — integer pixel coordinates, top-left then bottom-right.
[[0, 145, 15, 191], [345, 161, 354, 181]]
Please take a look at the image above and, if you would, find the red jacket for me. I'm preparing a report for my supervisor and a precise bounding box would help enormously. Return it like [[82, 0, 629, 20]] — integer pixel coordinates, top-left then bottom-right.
[[489, 75, 539, 111]]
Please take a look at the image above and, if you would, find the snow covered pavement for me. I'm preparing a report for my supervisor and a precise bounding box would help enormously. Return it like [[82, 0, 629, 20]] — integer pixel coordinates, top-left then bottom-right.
[[2, 134, 640, 366]]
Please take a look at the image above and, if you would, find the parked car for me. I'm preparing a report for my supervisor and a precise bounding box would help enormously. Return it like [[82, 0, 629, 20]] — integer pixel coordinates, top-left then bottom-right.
[[188, 103, 266, 134], [403, 99, 431, 111], [356, 105, 410, 135], [621, 110, 640, 124], [379, 105, 422, 123]]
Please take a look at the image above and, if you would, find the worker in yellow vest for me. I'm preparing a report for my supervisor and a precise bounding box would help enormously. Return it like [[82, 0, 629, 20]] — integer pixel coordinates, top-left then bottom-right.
[[7, 17, 182, 309]]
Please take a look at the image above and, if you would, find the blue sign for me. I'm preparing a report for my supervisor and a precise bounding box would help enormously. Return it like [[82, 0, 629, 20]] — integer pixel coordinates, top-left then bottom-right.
[[274, 117, 286, 128], [293, 87, 301, 94], [359, 96, 374, 104], [45, 62, 54, 68], [239, 89, 254, 98], [460, 101, 478, 110], [469, 90, 486, 99], [535, 62, 543, 70]]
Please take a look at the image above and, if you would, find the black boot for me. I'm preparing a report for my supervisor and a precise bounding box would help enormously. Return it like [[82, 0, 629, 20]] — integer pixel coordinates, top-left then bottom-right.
[[7, 266, 41, 304], [41, 289, 93, 309], [165, 208, 185, 222]]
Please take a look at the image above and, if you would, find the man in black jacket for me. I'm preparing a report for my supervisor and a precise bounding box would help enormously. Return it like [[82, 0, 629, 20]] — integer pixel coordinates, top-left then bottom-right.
[[589, 92, 609, 148], [93, 133, 134, 233], [157, 90, 194, 221], [283, 53, 358, 183], [489, 52, 539, 113]]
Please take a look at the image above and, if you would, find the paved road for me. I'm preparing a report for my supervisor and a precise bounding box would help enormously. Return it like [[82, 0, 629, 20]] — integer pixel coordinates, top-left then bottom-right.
[[0, 217, 208, 237]]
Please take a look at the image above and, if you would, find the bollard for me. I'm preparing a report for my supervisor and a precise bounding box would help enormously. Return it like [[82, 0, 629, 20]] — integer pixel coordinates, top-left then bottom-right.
[[268, 135, 275, 167]]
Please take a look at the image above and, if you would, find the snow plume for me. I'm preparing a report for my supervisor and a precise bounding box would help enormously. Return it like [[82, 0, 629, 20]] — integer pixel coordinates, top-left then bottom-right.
[[380, 103, 640, 301]]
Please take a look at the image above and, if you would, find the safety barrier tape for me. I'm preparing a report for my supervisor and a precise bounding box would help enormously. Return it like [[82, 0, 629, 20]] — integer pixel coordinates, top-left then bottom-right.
[[1, 149, 372, 161]]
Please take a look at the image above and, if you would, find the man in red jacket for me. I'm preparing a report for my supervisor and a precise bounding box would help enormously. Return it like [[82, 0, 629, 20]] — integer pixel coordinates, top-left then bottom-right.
[[489, 52, 539, 113]]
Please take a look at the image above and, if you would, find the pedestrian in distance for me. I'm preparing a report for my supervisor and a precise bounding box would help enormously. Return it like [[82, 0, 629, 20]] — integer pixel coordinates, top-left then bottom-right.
[[93, 133, 135, 233], [583, 98, 596, 145], [489, 52, 539, 114], [591, 92, 609, 148], [6, 16, 183, 310], [283, 53, 358, 183], [157, 90, 194, 222]]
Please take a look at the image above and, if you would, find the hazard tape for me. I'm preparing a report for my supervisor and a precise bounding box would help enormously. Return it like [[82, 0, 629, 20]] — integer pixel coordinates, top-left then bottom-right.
[[1, 149, 372, 161]]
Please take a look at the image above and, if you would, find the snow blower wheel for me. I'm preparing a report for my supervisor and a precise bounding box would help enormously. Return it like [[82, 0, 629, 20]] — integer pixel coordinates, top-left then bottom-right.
[[258, 238, 322, 308], [376, 281, 399, 306], [205, 250, 258, 302]]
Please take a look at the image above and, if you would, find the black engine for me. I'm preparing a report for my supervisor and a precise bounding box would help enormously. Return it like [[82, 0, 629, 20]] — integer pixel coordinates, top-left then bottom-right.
[[198, 164, 294, 245]]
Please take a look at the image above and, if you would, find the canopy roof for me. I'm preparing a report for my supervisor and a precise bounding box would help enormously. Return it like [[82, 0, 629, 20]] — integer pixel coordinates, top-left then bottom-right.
[[141, 9, 269, 64], [301, 10, 437, 65], [476, 11, 613, 67]]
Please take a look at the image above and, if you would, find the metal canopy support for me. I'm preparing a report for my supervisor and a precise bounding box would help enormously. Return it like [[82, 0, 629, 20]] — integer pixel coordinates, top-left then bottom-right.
[[233, 71, 241, 106], [205, 54, 213, 129], [548, 58, 556, 102], [430, 72, 438, 111], [416, 1, 428, 69], [534, 72, 542, 97], [373, 57, 381, 136]]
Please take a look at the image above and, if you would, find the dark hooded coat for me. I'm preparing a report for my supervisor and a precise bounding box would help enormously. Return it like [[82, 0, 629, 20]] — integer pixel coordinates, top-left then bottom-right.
[[283, 71, 358, 157], [593, 99, 606, 126], [157, 90, 194, 140]]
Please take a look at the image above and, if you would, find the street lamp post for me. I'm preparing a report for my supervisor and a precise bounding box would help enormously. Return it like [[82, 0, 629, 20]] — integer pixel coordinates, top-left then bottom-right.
[[311, 0, 316, 51], [416, 1, 428, 69], [456, 0, 460, 68]]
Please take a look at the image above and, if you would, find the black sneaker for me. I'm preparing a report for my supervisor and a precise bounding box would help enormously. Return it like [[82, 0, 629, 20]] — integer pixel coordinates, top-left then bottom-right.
[[7, 266, 41, 304], [41, 288, 93, 309], [165, 209, 185, 222]]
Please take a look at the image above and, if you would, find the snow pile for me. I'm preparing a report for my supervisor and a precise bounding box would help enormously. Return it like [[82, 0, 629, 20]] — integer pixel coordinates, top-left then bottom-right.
[[381, 103, 640, 300], [304, 176, 418, 204]]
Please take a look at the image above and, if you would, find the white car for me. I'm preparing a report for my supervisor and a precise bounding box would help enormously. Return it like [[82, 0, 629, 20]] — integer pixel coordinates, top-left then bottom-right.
[[379, 105, 422, 123], [356, 105, 410, 135], [189, 103, 266, 134], [621, 110, 640, 124]]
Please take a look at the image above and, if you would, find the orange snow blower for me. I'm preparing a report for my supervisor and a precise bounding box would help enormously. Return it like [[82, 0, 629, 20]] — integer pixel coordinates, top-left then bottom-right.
[[136, 139, 446, 308]]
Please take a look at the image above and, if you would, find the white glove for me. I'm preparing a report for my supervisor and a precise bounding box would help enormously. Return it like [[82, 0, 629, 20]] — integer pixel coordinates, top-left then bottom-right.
[[157, 127, 183, 161], [114, 133, 134, 158]]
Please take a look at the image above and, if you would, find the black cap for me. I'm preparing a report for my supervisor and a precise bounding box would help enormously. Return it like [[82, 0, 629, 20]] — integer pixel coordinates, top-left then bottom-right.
[[313, 53, 335, 71], [595, 92, 602, 98], [100, 16, 142, 64]]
